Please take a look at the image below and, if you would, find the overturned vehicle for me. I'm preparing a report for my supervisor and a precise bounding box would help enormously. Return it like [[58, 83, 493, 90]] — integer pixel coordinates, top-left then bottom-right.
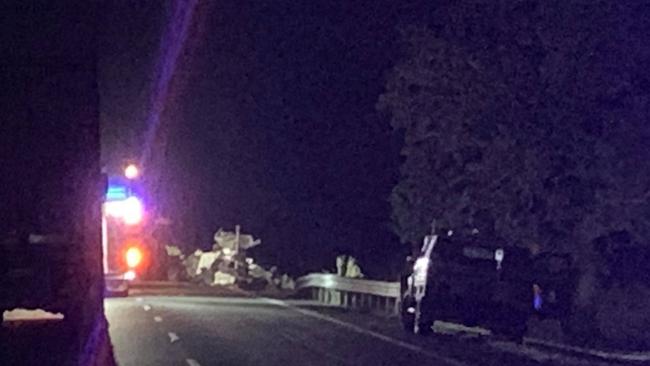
[[166, 227, 293, 291], [400, 230, 576, 342]]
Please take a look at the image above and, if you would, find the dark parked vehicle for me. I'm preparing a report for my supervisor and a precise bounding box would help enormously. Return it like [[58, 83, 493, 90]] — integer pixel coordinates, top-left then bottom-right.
[[400, 231, 575, 342]]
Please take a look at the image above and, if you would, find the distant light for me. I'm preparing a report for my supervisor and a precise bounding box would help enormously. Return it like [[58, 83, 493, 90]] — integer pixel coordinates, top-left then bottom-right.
[[124, 164, 139, 180], [122, 196, 144, 225], [124, 270, 136, 281], [125, 247, 143, 269], [222, 247, 232, 256]]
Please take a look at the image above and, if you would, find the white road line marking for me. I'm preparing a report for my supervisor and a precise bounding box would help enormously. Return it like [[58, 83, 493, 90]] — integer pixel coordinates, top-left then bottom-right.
[[168, 332, 180, 343], [277, 331, 354, 366], [143, 305, 152, 311], [523, 337, 650, 362], [488, 340, 612, 366], [186, 359, 201, 366], [153, 316, 163, 322], [263, 298, 469, 366]]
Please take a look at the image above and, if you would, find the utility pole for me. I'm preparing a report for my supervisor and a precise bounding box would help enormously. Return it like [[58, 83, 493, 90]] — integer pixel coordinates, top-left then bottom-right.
[[234, 225, 241, 270]]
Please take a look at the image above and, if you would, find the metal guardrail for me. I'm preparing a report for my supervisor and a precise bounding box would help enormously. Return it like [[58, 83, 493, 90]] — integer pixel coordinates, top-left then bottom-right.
[[295, 273, 400, 315], [296, 274, 400, 298], [295, 273, 650, 363]]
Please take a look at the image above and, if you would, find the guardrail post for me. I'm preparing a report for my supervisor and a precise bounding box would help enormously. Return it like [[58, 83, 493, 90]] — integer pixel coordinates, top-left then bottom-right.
[[385, 297, 394, 315], [332, 290, 341, 306]]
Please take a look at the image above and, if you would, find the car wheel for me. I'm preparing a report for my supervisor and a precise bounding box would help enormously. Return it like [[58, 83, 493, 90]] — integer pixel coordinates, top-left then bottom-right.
[[400, 295, 416, 333], [493, 313, 527, 343]]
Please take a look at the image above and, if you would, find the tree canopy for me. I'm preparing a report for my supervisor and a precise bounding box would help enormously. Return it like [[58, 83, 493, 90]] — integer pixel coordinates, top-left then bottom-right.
[[378, 2, 650, 346], [379, 1, 650, 254]]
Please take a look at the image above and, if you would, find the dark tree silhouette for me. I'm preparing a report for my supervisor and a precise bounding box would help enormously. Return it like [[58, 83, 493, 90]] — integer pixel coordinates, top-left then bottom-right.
[[379, 1, 650, 349]]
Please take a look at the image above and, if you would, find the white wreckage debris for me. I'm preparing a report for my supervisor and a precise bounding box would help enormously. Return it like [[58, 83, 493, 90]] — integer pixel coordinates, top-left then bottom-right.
[[213, 271, 236, 286], [2, 308, 65, 323], [167, 227, 295, 290], [336, 254, 364, 279]]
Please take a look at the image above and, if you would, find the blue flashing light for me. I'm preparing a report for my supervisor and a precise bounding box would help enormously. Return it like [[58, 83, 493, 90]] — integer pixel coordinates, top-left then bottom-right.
[[106, 184, 128, 201]]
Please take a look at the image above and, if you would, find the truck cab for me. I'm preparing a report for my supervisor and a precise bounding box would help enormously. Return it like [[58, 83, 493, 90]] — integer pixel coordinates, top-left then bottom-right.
[[103, 177, 147, 296]]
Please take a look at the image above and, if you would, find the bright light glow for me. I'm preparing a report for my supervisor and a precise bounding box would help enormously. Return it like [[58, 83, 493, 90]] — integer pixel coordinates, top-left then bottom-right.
[[494, 248, 505, 262], [125, 247, 143, 269], [122, 197, 144, 225], [221, 247, 232, 256], [322, 274, 335, 287], [105, 200, 125, 218], [414, 257, 430, 273], [413, 257, 430, 284], [124, 270, 137, 281], [105, 196, 144, 225], [124, 164, 139, 180]]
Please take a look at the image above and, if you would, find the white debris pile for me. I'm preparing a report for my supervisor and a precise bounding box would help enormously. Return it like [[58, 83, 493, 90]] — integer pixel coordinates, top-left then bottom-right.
[[166, 226, 295, 291], [3, 308, 64, 323], [213, 271, 236, 286]]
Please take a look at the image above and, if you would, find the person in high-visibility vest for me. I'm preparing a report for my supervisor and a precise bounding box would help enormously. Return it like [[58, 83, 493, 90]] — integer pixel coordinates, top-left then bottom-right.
[[336, 254, 348, 276]]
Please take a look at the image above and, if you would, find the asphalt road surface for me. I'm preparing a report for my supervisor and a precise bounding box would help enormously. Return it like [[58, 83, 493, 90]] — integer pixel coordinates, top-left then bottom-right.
[[104, 290, 617, 366]]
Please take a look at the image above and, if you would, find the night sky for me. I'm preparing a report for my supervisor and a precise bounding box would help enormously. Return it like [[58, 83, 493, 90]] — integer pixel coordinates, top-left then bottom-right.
[[99, 1, 434, 276]]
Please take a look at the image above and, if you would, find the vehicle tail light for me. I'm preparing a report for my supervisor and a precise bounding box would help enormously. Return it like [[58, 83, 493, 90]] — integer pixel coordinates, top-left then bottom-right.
[[125, 246, 143, 269]]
